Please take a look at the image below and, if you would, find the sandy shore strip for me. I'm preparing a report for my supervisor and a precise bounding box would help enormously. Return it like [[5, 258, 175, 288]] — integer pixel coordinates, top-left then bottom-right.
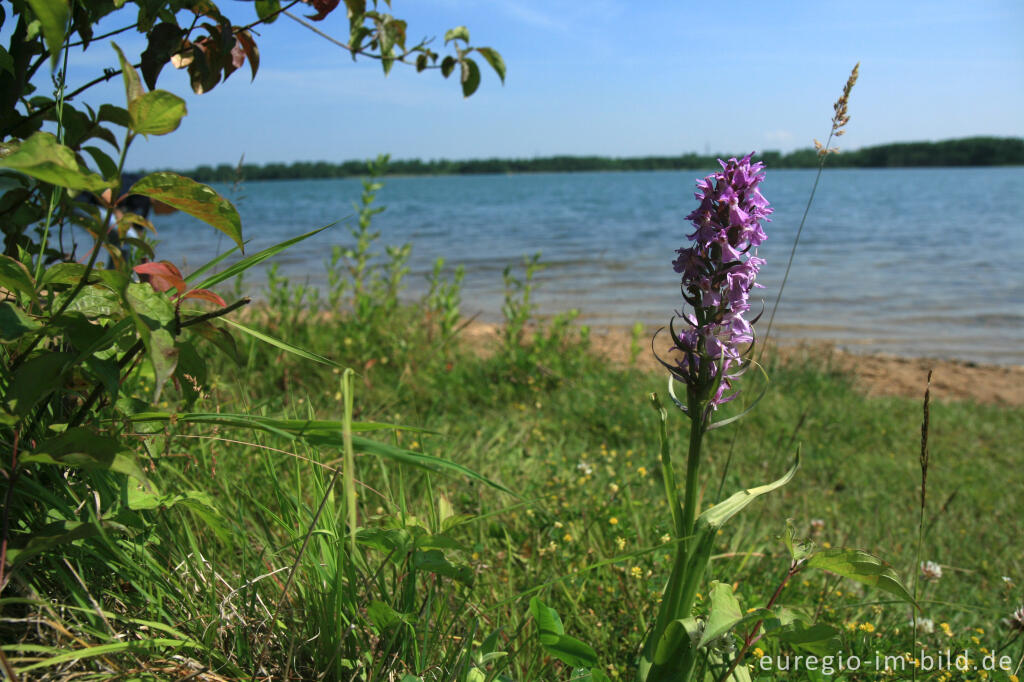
[[459, 322, 1024, 407]]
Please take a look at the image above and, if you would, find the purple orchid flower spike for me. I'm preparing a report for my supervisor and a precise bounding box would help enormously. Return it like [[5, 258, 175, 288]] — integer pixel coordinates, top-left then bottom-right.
[[656, 154, 771, 412]]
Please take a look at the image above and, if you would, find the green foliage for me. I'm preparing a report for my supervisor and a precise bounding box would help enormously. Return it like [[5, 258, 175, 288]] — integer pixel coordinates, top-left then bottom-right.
[[178, 136, 1024, 182], [426, 257, 466, 344], [0, 2, 505, 677], [529, 596, 600, 669]]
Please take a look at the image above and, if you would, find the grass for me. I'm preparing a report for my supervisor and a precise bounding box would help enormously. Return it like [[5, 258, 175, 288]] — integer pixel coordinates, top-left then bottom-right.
[[4, 282, 1021, 680]]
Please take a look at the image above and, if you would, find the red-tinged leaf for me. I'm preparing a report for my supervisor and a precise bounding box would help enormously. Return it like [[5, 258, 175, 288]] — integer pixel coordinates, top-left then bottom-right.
[[171, 41, 195, 69], [185, 37, 221, 94], [182, 288, 226, 307], [236, 30, 259, 81], [135, 261, 186, 295], [307, 0, 340, 21]]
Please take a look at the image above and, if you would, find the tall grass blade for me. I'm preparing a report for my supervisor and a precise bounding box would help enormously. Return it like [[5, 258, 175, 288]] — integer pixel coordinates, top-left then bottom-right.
[[221, 317, 341, 367], [193, 223, 339, 291]]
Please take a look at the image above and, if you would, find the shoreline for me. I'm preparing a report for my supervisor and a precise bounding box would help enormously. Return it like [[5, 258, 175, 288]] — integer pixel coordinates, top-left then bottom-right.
[[459, 321, 1024, 407]]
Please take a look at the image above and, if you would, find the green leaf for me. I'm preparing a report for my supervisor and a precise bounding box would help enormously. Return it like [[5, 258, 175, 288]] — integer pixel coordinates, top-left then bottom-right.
[[475, 47, 506, 83], [807, 549, 916, 605], [782, 518, 816, 563], [84, 354, 119, 402], [444, 26, 470, 44], [440, 55, 456, 78], [529, 596, 598, 668], [81, 145, 119, 180], [255, 0, 281, 23], [0, 301, 39, 342], [3, 351, 73, 415], [129, 172, 243, 251], [652, 617, 700, 668], [191, 223, 333, 289], [357, 527, 413, 559], [768, 622, 841, 657], [541, 633, 598, 669], [41, 262, 89, 286], [124, 281, 175, 328], [460, 57, 481, 98], [0, 254, 35, 296], [128, 90, 187, 135], [0, 132, 112, 191], [98, 103, 133, 129], [63, 286, 123, 318], [54, 312, 109, 352], [27, 0, 69, 64], [0, 46, 14, 76], [127, 485, 216, 512], [699, 581, 746, 647], [123, 282, 177, 399], [413, 549, 474, 586], [366, 600, 412, 631], [146, 327, 178, 401], [21, 427, 147, 480], [111, 41, 143, 105]]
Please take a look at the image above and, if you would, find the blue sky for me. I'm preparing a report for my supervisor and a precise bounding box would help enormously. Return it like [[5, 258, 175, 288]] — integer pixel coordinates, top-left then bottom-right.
[[55, 0, 1024, 170]]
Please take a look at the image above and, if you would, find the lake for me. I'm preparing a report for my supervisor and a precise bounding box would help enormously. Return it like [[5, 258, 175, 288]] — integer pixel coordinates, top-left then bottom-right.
[[152, 166, 1024, 365]]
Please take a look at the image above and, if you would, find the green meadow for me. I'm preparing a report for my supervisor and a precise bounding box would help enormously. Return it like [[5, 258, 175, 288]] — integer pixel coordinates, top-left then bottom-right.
[[6, 250, 1021, 678]]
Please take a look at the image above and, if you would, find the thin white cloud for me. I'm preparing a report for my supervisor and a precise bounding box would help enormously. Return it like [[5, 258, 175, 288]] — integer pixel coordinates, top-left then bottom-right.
[[764, 130, 795, 145], [494, 0, 566, 31]]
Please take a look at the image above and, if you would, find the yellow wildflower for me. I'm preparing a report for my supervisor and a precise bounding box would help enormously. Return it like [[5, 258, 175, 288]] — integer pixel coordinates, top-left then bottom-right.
[[616, 537, 627, 551], [660, 533, 672, 544], [609, 517, 619, 526], [563, 533, 573, 543], [859, 623, 875, 633], [940, 622, 953, 637], [630, 566, 643, 579], [637, 466, 648, 477]]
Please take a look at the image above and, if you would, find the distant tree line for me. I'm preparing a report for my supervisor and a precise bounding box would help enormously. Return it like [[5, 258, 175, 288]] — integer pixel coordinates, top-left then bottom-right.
[[173, 136, 1024, 182]]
